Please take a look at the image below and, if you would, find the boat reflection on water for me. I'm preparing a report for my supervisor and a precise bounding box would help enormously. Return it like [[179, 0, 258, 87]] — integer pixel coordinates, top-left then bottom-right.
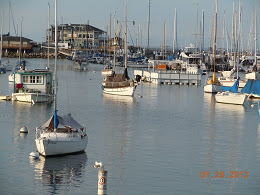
[[214, 101, 246, 115], [30, 152, 88, 193], [102, 93, 136, 106], [203, 93, 216, 110]]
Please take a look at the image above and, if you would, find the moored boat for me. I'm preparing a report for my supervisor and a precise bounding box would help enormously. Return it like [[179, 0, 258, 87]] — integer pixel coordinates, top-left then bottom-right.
[[11, 68, 53, 103], [35, 0, 88, 157]]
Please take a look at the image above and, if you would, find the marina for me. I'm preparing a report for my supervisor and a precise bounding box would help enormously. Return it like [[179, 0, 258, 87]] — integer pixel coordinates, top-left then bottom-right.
[[1, 58, 260, 195], [1, 0, 260, 194]]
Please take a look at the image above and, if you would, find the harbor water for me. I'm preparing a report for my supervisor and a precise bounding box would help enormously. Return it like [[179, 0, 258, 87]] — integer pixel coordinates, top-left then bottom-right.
[[0, 58, 260, 195]]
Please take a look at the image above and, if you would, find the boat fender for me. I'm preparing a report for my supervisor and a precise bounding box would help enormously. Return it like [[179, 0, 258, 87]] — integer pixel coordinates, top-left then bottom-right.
[[208, 79, 213, 85]]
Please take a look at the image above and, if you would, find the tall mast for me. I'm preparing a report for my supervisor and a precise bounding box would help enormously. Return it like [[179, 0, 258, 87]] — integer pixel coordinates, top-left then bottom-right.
[[163, 21, 165, 59], [147, 0, 150, 53], [173, 8, 177, 54], [0, 13, 3, 64], [124, 0, 127, 69], [254, 0, 257, 66], [222, 11, 225, 54], [19, 17, 23, 66], [113, 12, 116, 70], [54, 0, 57, 111], [109, 14, 111, 66], [8, 2, 10, 34], [234, 12, 237, 78], [195, 0, 198, 49], [237, 0, 241, 58], [231, 0, 234, 54], [48, 2, 50, 68], [202, 9, 204, 52], [213, 0, 217, 81]]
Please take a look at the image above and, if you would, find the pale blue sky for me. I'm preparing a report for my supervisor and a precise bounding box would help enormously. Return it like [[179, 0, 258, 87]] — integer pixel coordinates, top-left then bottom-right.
[[1, 0, 259, 51]]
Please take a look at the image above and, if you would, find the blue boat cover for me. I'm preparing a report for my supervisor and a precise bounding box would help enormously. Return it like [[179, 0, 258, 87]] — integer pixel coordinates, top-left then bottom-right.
[[54, 110, 59, 129], [222, 79, 239, 93], [241, 80, 260, 96]]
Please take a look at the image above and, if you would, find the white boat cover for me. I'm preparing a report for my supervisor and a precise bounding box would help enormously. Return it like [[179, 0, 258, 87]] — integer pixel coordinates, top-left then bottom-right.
[[40, 113, 83, 131]]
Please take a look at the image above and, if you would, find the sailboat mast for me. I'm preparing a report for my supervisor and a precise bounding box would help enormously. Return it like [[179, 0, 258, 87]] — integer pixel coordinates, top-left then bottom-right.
[[124, 0, 127, 69], [202, 9, 204, 52], [48, 3, 50, 68], [19, 17, 23, 66], [113, 11, 116, 70], [54, 0, 57, 111], [163, 21, 165, 60], [196, 0, 198, 49], [0, 13, 3, 64], [213, 0, 217, 79], [222, 11, 225, 55], [231, 0, 234, 55], [254, 0, 257, 66], [147, 0, 151, 53], [173, 8, 177, 54], [109, 14, 111, 66], [234, 12, 237, 78]]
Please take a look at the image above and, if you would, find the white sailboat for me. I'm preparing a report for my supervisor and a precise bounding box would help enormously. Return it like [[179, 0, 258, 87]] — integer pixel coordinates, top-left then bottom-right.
[[101, 0, 137, 96], [35, 0, 88, 157], [204, 0, 222, 93], [215, 12, 247, 105], [215, 80, 247, 105]]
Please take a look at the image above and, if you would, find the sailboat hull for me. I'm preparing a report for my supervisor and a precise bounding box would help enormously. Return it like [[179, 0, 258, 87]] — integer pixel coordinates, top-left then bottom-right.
[[103, 85, 136, 96], [35, 132, 88, 156], [204, 84, 222, 93], [215, 92, 247, 105]]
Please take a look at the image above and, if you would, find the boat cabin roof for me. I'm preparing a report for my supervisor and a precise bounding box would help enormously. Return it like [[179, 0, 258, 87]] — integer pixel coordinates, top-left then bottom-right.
[[14, 69, 53, 75]]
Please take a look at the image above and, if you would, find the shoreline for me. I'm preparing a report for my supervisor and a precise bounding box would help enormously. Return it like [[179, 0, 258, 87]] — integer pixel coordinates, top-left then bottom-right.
[[1, 52, 67, 59]]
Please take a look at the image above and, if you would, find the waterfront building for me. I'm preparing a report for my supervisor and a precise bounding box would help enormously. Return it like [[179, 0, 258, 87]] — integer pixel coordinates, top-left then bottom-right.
[[2, 35, 35, 53], [48, 23, 106, 50]]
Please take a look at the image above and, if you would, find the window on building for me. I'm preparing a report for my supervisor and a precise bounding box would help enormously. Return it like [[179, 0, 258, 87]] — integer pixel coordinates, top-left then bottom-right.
[[36, 76, 42, 83], [83, 34, 86, 39], [79, 34, 82, 38], [30, 76, 36, 83], [23, 75, 43, 84], [23, 75, 29, 83]]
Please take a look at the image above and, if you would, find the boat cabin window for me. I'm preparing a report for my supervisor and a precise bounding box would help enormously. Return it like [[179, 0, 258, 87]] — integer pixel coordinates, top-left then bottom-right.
[[23, 75, 43, 84]]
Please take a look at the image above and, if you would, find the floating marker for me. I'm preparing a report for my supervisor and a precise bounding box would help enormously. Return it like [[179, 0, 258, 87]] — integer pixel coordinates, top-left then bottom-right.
[[20, 126, 28, 133], [94, 161, 107, 195]]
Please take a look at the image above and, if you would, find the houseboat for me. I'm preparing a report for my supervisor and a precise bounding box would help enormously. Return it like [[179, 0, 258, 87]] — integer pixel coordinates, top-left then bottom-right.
[[11, 68, 53, 103]]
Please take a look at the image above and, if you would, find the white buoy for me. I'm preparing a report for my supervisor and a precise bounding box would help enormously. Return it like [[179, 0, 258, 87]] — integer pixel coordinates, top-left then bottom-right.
[[20, 126, 28, 133], [29, 151, 39, 159], [137, 94, 143, 98], [94, 161, 107, 195]]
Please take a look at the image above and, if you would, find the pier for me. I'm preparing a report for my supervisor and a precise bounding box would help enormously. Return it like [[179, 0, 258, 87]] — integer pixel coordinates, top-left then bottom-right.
[[134, 70, 201, 85]]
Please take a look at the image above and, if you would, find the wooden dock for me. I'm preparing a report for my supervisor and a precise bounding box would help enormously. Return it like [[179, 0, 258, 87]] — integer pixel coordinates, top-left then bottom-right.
[[134, 70, 201, 85]]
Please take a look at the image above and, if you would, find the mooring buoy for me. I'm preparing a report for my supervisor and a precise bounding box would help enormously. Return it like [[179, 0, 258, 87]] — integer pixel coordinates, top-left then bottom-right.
[[20, 126, 28, 133]]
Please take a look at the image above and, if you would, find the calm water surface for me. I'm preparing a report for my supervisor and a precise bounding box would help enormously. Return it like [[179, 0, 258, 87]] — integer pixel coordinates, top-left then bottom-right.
[[0, 58, 260, 195]]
